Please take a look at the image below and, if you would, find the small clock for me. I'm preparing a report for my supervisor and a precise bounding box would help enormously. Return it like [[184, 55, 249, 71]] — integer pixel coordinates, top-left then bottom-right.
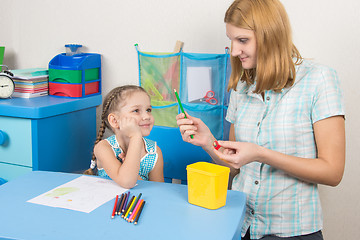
[[0, 65, 15, 99]]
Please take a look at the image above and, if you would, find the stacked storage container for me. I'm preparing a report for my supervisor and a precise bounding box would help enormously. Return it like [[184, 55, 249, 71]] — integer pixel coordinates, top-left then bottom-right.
[[48, 49, 101, 98]]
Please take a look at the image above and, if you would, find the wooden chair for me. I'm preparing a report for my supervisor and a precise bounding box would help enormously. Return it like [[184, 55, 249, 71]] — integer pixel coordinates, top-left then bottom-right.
[[148, 125, 212, 184]]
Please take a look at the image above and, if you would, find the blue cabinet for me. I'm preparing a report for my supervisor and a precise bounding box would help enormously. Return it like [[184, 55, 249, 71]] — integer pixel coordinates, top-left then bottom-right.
[[0, 95, 102, 181]]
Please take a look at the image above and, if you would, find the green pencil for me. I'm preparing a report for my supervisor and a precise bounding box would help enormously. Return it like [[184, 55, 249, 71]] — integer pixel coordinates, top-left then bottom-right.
[[174, 89, 193, 139]]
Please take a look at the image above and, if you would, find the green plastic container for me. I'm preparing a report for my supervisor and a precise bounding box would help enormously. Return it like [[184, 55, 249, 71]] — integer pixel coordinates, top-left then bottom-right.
[[49, 68, 99, 83]]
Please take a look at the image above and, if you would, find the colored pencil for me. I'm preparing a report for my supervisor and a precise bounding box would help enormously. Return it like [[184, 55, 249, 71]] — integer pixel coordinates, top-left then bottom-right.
[[128, 198, 142, 222], [124, 196, 137, 220], [116, 194, 122, 214], [127, 193, 142, 220], [111, 195, 119, 219], [123, 192, 130, 212], [121, 192, 129, 213], [116, 193, 124, 215], [122, 195, 135, 218], [134, 200, 146, 225], [174, 89, 193, 139], [130, 199, 143, 223], [119, 192, 127, 214], [118, 193, 127, 215], [122, 194, 133, 218]]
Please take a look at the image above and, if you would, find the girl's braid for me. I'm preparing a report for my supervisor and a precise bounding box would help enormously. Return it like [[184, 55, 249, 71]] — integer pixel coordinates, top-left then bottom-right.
[[84, 87, 123, 175]]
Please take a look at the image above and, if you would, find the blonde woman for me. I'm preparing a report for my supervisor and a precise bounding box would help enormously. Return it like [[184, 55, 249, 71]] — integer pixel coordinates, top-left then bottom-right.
[[176, 0, 345, 239]]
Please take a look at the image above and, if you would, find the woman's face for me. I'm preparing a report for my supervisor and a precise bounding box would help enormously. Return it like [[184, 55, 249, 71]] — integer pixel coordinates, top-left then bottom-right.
[[226, 23, 257, 69]]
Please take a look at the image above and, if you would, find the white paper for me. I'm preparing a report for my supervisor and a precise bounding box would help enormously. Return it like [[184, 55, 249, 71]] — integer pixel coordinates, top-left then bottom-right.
[[27, 175, 128, 213], [186, 67, 212, 102]]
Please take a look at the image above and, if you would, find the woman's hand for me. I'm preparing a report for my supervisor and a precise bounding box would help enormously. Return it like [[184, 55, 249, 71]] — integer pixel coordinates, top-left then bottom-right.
[[176, 112, 214, 151], [213, 116, 345, 186], [213, 140, 261, 168]]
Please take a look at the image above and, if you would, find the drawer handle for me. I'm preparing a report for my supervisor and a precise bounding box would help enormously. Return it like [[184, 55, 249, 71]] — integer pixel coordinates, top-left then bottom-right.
[[0, 130, 7, 145]]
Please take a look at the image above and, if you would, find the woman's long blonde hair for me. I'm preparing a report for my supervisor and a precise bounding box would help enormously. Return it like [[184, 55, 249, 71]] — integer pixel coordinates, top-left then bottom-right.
[[225, 0, 302, 93]]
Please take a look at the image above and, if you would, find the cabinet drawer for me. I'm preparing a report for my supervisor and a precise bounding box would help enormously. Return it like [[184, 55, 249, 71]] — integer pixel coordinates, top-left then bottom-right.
[[0, 117, 32, 167], [0, 162, 32, 182]]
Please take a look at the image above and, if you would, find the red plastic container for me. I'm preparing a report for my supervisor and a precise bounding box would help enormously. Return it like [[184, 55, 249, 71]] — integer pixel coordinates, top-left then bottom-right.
[[49, 82, 99, 97]]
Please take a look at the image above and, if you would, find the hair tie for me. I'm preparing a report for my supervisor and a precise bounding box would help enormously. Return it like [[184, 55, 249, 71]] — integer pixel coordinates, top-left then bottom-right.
[[90, 160, 97, 169]]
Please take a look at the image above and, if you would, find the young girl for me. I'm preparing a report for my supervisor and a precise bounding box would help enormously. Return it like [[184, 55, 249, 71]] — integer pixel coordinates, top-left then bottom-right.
[[84, 85, 164, 188]]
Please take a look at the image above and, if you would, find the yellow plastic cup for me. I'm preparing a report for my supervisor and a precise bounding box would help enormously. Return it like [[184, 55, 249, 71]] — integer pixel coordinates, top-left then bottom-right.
[[187, 162, 230, 209]]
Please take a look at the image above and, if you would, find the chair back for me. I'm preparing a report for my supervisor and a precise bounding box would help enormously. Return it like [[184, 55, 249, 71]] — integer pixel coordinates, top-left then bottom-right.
[[148, 125, 212, 184], [0, 177, 7, 185]]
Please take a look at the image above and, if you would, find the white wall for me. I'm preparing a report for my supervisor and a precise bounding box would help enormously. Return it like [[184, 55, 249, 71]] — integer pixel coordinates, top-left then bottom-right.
[[1, 0, 359, 239]]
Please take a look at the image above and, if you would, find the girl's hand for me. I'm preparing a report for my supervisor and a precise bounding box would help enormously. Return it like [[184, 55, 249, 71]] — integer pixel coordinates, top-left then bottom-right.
[[119, 116, 142, 139], [176, 112, 214, 150], [118, 152, 126, 161], [212, 140, 261, 169]]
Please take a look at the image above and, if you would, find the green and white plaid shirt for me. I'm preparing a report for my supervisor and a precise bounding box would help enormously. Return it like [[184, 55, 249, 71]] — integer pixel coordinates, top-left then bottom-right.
[[226, 59, 345, 239]]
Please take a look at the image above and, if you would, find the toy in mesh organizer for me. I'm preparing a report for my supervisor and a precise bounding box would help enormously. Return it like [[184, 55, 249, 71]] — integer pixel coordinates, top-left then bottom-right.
[[137, 46, 180, 103], [136, 43, 182, 128], [191, 90, 218, 105]]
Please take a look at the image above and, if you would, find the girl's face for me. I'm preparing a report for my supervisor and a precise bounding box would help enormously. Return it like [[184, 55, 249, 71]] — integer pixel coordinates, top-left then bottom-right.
[[118, 91, 154, 136], [226, 23, 257, 69]]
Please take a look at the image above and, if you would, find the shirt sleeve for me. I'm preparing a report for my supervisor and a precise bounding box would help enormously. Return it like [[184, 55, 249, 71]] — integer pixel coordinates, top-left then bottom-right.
[[311, 65, 345, 123]]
